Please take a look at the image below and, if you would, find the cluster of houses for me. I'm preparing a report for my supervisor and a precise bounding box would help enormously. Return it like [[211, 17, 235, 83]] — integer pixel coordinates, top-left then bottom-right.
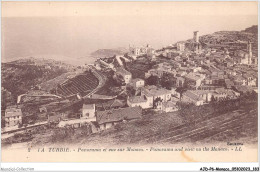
[[54, 102, 143, 131], [3, 30, 258, 134], [128, 44, 155, 60]]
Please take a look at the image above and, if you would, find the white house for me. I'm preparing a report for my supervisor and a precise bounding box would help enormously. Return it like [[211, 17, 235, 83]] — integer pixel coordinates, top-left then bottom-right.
[[141, 86, 172, 108], [5, 106, 22, 128], [131, 78, 145, 88], [182, 90, 204, 106], [96, 106, 142, 130], [157, 101, 178, 112], [116, 67, 132, 84], [243, 73, 257, 87], [127, 95, 152, 109], [212, 88, 240, 101], [82, 104, 96, 121], [187, 90, 212, 103], [184, 72, 205, 88], [177, 42, 185, 52]]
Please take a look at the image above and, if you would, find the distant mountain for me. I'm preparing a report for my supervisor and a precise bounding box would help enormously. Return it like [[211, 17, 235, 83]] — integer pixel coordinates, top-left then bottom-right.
[[2, 54, 89, 66], [196, 25, 258, 55], [176, 25, 257, 45], [199, 30, 257, 45], [7, 57, 75, 70], [243, 25, 258, 34], [90, 47, 129, 58]]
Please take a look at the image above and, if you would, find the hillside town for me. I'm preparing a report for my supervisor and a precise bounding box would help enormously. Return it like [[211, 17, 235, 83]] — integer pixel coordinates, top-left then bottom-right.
[[1, 26, 258, 145]]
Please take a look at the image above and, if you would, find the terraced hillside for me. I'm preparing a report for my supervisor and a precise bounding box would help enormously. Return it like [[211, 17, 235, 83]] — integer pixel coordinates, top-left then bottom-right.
[[56, 72, 99, 97]]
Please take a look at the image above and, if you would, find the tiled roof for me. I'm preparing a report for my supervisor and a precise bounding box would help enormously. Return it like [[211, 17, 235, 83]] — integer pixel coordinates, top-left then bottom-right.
[[162, 101, 176, 108], [128, 95, 147, 103], [183, 90, 203, 101], [110, 99, 125, 108], [233, 75, 246, 81], [225, 79, 235, 87], [83, 104, 95, 110], [184, 72, 203, 81], [5, 107, 22, 117], [213, 88, 239, 97], [211, 75, 224, 80], [142, 86, 171, 97], [96, 106, 142, 124], [214, 88, 227, 94], [234, 85, 253, 93], [90, 94, 116, 100], [189, 90, 213, 95], [100, 99, 125, 110]]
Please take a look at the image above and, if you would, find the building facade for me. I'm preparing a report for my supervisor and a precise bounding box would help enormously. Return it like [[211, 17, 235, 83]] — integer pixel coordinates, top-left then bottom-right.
[[5, 106, 22, 128], [82, 103, 96, 121]]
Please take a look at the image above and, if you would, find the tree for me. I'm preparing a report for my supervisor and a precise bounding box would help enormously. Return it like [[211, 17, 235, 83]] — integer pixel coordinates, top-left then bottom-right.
[[18, 122, 23, 128], [57, 84, 62, 89], [249, 91, 258, 101], [153, 97, 162, 109], [146, 75, 160, 86], [50, 88, 56, 94], [211, 95, 216, 103], [176, 101, 196, 123], [161, 73, 176, 90], [1, 117, 5, 128], [126, 86, 136, 97], [176, 87, 187, 101]]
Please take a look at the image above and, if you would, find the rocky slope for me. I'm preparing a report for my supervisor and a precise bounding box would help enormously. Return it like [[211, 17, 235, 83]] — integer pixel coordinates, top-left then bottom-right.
[[1, 58, 74, 102]]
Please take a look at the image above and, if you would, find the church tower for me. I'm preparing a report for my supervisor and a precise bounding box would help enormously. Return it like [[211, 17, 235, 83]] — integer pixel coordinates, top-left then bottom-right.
[[193, 31, 199, 43]]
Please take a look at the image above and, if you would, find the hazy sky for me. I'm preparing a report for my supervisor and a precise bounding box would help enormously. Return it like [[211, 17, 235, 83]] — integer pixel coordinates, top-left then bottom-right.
[[2, 2, 258, 62]]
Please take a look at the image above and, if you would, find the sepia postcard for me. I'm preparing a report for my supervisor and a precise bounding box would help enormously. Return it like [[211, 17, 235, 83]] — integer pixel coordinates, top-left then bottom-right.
[[1, 1, 259, 165]]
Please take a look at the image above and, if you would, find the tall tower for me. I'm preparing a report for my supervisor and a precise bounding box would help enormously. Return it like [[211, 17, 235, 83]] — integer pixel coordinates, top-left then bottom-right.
[[247, 41, 252, 65], [193, 31, 199, 43]]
